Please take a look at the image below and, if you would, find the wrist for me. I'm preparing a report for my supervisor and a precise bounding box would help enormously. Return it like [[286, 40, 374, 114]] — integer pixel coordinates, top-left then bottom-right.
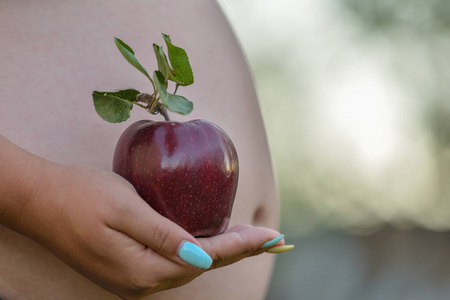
[[0, 135, 59, 233]]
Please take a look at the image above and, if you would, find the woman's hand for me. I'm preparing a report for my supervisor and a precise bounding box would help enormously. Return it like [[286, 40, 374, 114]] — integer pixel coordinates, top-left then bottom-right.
[[20, 163, 283, 299]]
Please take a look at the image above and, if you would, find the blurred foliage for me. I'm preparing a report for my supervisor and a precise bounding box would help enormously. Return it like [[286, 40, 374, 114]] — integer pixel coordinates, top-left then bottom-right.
[[338, 0, 450, 35], [338, 0, 450, 144], [337, 0, 450, 228], [218, 0, 450, 237]]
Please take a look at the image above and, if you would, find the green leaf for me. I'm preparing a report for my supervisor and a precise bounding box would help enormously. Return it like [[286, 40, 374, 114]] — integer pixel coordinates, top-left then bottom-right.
[[114, 37, 152, 81], [162, 33, 194, 86], [92, 89, 140, 123], [153, 43, 170, 80], [154, 43, 189, 86], [153, 71, 193, 115]]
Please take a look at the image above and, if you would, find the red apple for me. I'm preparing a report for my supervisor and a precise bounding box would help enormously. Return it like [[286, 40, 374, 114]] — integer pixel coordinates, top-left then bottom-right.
[[112, 119, 239, 237]]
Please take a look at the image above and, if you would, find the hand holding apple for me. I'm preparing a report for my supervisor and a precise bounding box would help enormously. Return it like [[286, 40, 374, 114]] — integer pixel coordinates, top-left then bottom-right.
[[8, 160, 282, 298], [93, 34, 238, 237]]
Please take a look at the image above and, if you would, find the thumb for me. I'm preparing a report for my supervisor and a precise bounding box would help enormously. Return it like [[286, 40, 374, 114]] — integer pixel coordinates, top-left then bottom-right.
[[107, 192, 212, 269]]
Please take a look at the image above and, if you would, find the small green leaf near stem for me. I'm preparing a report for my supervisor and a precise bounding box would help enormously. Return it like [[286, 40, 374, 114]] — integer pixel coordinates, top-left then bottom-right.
[[93, 89, 141, 123], [161, 33, 194, 86], [153, 71, 193, 115], [114, 37, 156, 90]]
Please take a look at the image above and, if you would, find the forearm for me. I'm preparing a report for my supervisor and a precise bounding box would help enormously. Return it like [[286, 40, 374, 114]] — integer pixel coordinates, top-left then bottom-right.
[[0, 134, 51, 232]]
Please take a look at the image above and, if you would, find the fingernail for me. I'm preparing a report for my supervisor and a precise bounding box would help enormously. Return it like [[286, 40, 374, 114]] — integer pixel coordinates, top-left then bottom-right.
[[178, 241, 213, 269], [260, 234, 285, 248], [267, 245, 295, 254]]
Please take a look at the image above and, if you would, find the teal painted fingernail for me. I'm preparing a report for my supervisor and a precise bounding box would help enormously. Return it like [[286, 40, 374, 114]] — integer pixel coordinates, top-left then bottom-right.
[[178, 242, 213, 269], [260, 234, 285, 248]]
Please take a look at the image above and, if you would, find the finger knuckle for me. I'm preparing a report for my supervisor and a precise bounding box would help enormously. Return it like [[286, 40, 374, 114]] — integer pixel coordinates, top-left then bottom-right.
[[152, 222, 172, 253]]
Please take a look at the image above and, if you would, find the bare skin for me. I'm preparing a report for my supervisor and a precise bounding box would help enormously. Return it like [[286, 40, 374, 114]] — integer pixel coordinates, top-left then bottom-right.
[[0, 1, 279, 299]]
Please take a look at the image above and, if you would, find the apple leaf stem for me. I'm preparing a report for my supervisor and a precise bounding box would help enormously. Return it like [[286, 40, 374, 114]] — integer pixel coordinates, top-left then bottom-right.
[[93, 33, 194, 124]]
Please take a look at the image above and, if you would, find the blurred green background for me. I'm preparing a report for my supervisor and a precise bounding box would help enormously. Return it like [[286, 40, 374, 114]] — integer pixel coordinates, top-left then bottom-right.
[[217, 0, 450, 299]]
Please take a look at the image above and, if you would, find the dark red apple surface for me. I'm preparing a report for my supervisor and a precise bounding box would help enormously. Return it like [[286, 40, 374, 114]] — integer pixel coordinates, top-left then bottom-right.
[[113, 119, 239, 237]]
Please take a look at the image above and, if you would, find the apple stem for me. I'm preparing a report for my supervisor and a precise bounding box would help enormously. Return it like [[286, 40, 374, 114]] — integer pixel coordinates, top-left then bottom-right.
[[136, 93, 171, 121], [160, 105, 171, 121]]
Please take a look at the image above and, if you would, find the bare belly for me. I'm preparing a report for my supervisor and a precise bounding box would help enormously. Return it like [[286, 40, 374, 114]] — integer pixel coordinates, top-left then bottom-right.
[[0, 1, 278, 299]]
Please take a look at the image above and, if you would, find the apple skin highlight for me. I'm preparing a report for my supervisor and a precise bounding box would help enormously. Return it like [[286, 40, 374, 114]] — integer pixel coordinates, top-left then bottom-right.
[[113, 119, 239, 237]]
